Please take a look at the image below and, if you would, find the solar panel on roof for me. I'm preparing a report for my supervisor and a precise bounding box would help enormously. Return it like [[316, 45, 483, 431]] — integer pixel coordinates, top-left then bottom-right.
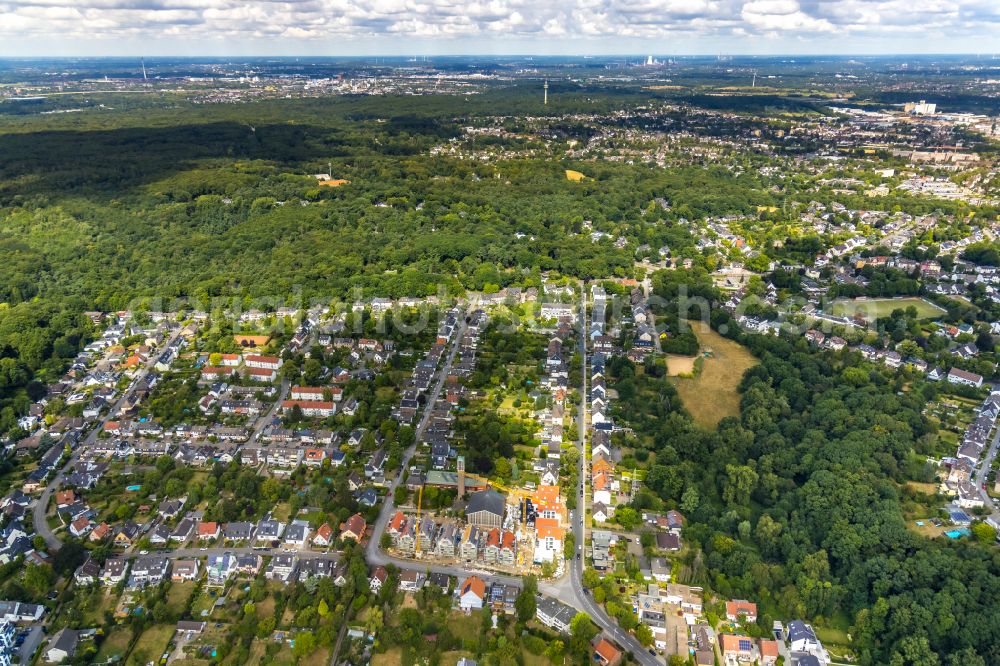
[[739, 639, 752, 651]]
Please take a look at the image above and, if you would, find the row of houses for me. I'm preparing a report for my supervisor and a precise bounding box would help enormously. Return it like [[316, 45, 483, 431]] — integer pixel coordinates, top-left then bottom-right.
[[386, 511, 518, 565]]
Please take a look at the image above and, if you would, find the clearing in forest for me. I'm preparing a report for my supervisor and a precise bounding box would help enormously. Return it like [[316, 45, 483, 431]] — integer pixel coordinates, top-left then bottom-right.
[[828, 296, 945, 321], [670, 324, 758, 428]]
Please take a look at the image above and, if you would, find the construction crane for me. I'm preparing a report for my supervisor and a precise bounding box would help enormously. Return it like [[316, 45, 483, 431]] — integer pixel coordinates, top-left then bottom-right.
[[414, 484, 425, 555]]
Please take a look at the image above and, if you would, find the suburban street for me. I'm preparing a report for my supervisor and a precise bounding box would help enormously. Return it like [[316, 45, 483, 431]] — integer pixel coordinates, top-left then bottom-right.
[[364, 305, 470, 568], [35, 299, 660, 663], [974, 413, 1000, 525], [34, 327, 183, 551], [572, 286, 661, 666], [250, 379, 289, 442]]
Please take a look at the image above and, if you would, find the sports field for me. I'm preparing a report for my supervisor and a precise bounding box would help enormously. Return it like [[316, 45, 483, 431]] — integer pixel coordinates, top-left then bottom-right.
[[828, 297, 945, 321]]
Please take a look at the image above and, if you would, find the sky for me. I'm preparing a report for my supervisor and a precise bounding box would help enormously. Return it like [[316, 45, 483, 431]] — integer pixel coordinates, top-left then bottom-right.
[[0, 0, 998, 57]]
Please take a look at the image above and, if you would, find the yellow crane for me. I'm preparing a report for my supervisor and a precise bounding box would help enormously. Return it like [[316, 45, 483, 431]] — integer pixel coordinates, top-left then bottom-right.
[[414, 484, 425, 555]]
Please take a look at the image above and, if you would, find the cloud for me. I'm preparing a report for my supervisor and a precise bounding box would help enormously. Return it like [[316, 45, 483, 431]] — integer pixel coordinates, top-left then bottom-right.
[[742, 0, 836, 32], [0, 0, 995, 50]]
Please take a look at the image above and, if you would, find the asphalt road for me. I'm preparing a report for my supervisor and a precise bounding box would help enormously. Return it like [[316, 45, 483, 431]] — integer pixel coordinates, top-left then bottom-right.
[[364, 307, 470, 568], [250, 379, 289, 442], [974, 415, 1000, 524], [34, 328, 183, 551], [573, 286, 661, 666]]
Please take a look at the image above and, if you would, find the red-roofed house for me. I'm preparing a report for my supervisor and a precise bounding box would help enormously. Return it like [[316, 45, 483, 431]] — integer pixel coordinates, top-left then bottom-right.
[[197, 521, 220, 541], [303, 448, 327, 466], [244, 354, 281, 370], [759, 639, 779, 666], [247, 367, 277, 382], [725, 600, 758, 623], [89, 522, 111, 542], [281, 400, 335, 417], [70, 516, 92, 538], [312, 523, 334, 547], [459, 575, 486, 610], [340, 513, 366, 541], [593, 637, 623, 666], [721, 635, 755, 665], [201, 366, 236, 380]]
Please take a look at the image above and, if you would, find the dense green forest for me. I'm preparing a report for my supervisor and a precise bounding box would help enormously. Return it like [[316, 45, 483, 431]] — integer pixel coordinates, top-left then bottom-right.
[[0, 90, 789, 435], [611, 269, 1000, 665]]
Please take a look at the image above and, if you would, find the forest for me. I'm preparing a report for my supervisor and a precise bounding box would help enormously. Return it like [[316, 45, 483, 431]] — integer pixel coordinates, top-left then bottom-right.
[[611, 268, 1000, 665], [0, 89, 796, 438]]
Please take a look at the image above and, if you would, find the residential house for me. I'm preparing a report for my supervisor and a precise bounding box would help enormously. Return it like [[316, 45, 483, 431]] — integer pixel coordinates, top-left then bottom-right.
[[721, 634, 755, 666], [312, 523, 334, 547], [536, 595, 576, 633], [172, 559, 200, 582], [44, 628, 80, 663], [370, 566, 388, 593], [459, 575, 486, 611], [100, 558, 129, 586], [593, 637, 623, 666], [725, 600, 758, 624], [129, 555, 171, 588], [265, 555, 298, 583], [339, 513, 367, 542]]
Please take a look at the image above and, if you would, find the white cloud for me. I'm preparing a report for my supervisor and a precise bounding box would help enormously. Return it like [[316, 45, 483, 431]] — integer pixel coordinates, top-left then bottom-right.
[[0, 0, 995, 51]]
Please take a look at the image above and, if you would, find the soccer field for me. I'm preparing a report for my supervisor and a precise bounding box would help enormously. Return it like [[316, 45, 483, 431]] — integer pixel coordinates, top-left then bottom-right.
[[828, 297, 945, 321]]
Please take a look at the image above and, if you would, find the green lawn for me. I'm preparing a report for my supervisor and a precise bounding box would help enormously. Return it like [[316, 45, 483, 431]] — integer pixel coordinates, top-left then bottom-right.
[[167, 581, 196, 615], [828, 297, 945, 321], [95, 627, 133, 663], [126, 624, 175, 666]]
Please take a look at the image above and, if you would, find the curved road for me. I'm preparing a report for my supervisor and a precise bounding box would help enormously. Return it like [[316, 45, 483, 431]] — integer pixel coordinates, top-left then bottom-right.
[[364, 309, 469, 569], [34, 328, 183, 551]]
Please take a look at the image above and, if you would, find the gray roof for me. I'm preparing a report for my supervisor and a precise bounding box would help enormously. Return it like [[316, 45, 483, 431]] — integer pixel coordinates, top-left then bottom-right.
[[788, 620, 816, 643], [536, 595, 576, 628], [467, 489, 504, 517]]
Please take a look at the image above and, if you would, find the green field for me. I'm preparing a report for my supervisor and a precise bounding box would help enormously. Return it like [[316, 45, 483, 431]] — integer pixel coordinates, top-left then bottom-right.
[[828, 297, 945, 321], [127, 624, 175, 666]]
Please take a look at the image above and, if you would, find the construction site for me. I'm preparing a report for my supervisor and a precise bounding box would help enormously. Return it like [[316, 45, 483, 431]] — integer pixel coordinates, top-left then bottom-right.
[[387, 458, 568, 575]]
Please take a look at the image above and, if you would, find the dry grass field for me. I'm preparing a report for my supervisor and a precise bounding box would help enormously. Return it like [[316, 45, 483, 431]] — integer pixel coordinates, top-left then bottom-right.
[[671, 324, 758, 428]]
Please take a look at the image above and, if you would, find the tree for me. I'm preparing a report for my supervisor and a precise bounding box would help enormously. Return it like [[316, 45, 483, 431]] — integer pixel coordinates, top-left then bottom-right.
[[971, 522, 997, 544], [52, 541, 87, 576], [635, 623, 654, 646], [544, 639, 565, 662], [393, 485, 409, 506], [292, 631, 316, 658], [23, 563, 54, 598], [515, 576, 537, 623], [723, 464, 758, 507], [615, 506, 639, 529], [680, 485, 699, 513], [569, 613, 598, 655]]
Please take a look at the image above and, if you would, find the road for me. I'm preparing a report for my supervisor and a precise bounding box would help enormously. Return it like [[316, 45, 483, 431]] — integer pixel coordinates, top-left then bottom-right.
[[571, 285, 661, 666], [33, 327, 183, 551], [974, 415, 1000, 524], [642, 279, 664, 354], [365, 306, 469, 568], [251, 379, 289, 442]]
